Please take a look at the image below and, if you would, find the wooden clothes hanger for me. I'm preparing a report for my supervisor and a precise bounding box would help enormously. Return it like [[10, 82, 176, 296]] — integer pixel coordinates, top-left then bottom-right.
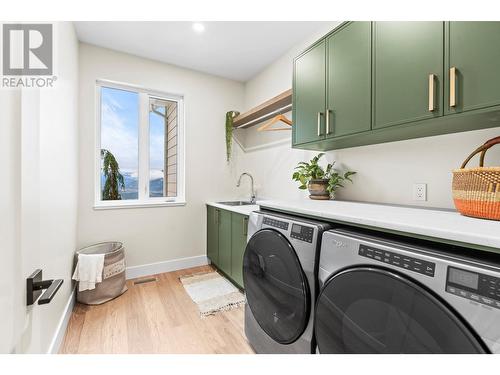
[[257, 114, 292, 132]]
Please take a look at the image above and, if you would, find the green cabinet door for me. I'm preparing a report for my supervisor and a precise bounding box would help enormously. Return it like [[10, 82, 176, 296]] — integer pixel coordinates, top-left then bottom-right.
[[374, 22, 444, 129], [446, 22, 500, 114], [293, 39, 326, 145], [206, 206, 219, 266], [217, 209, 232, 276], [230, 213, 248, 289], [326, 22, 372, 137]]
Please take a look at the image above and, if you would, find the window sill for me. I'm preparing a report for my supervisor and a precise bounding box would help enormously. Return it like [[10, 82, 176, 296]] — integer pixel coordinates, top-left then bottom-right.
[[93, 200, 186, 210]]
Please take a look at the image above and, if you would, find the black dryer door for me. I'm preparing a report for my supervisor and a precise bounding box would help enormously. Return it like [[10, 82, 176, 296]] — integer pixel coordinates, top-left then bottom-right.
[[315, 267, 487, 353], [243, 228, 310, 344]]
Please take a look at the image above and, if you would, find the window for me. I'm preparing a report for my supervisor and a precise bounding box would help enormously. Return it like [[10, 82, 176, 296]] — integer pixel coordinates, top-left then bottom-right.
[[95, 81, 184, 208]]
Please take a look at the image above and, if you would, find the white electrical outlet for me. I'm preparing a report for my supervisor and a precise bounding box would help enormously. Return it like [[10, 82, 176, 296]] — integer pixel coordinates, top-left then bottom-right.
[[413, 183, 427, 201]]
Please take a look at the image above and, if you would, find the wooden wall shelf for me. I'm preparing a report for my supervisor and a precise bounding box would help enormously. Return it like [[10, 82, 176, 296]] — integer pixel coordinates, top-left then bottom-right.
[[233, 89, 292, 129]]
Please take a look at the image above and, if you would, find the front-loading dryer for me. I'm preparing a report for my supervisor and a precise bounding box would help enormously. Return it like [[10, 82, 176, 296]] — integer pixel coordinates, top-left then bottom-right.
[[243, 210, 330, 354], [315, 228, 500, 353]]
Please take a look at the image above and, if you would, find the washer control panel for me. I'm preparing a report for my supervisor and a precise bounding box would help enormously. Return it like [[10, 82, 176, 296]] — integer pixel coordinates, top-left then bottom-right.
[[358, 244, 435, 277], [290, 223, 314, 243], [446, 266, 500, 309], [263, 217, 289, 230]]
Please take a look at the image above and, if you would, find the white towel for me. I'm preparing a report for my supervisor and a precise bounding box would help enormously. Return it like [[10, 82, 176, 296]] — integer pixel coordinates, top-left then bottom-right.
[[72, 253, 105, 292]]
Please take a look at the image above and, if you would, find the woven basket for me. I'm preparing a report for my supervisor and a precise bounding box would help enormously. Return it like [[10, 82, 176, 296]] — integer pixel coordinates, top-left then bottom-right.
[[452, 136, 500, 220]]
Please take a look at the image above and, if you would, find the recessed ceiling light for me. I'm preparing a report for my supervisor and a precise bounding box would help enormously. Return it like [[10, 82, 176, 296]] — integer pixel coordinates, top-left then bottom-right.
[[192, 23, 205, 33]]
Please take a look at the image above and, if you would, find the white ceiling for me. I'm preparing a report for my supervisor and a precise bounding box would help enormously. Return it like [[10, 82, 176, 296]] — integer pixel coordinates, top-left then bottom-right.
[[74, 21, 335, 82]]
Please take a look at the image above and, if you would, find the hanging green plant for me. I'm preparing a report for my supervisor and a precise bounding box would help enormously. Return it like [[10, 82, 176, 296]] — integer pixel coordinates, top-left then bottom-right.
[[225, 110, 240, 162]]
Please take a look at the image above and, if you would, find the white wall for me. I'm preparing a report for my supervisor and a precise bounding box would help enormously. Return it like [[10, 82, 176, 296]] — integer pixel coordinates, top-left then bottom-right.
[[238, 24, 500, 209], [0, 22, 79, 353], [77, 44, 244, 268]]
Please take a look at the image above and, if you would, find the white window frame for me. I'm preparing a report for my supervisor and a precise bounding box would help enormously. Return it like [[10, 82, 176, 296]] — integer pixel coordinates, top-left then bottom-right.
[[94, 79, 186, 209]]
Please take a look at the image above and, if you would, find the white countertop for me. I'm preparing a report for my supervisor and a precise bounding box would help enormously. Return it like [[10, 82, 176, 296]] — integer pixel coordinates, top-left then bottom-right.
[[206, 201, 259, 216], [257, 199, 500, 250]]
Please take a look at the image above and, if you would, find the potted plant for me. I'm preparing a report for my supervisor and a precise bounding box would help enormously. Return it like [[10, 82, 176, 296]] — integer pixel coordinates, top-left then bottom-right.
[[292, 153, 356, 200]]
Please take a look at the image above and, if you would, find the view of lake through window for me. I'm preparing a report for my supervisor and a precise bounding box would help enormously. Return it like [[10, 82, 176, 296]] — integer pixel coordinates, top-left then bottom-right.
[[98, 84, 182, 204], [100, 86, 139, 200]]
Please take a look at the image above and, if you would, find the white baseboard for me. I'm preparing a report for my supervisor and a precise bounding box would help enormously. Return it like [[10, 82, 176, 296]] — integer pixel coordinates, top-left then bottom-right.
[[48, 286, 76, 354], [125, 255, 209, 280]]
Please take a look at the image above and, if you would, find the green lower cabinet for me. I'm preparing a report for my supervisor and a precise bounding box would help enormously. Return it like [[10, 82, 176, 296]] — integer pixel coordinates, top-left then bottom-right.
[[206, 206, 248, 289], [217, 209, 232, 276], [447, 22, 500, 114], [326, 21, 371, 137], [373, 22, 444, 129], [230, 213, 248, 288], [206, 206, 219, 265]]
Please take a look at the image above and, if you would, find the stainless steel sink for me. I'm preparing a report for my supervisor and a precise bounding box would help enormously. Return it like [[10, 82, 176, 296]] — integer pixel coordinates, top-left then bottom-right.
[[217, 201, 254, 206]]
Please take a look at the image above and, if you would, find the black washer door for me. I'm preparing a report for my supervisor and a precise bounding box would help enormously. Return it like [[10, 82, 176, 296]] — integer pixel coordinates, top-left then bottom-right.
[[243, 228, 310, 344], [315, 267, 487, 353]]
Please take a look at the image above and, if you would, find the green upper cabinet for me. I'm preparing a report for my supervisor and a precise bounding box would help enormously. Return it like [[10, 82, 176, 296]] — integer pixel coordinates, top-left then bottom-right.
[[293, 40, 326, 145], [217, 209, 232, 276], [230, 213, 248, 289], [446, 22, 500, 114], [326, 22, 372, 137], [206, 206, 219, 266], [292, 21, 500, 152], [373, 22, 444, 129]]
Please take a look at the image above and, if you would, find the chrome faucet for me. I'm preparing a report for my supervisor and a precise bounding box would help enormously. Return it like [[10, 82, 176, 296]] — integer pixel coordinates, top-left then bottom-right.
[[237, 172, 256, 204]]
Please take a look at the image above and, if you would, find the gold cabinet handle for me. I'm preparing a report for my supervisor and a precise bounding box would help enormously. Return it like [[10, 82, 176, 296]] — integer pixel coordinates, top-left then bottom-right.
[[428, 74, 436, 112], [450, 67, 457, 108], [317, 112, 323, 136], [325, 109, 332, 135]]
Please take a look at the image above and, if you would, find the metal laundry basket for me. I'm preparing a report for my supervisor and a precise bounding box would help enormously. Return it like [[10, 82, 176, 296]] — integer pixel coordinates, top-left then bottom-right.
[[75, 242, 127, 305]]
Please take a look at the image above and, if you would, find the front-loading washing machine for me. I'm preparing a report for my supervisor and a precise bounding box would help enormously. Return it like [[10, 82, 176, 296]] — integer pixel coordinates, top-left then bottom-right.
[[315, 228, 500, 353], [243, 210, 330, 353]]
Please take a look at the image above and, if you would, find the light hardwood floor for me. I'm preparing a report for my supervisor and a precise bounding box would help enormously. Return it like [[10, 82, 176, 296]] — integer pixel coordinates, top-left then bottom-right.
[[60, 265, 254, 354]]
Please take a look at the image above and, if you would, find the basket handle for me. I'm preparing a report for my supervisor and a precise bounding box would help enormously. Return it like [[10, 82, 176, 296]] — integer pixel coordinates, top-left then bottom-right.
[[460, 136, 500, 169]]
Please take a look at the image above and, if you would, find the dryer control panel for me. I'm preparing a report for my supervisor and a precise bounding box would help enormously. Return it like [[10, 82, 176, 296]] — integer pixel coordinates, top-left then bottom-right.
[[263, 217, 289, 230], [358, 245, 435, 277], [446, 266, 500, 309], [262, 216, 315, 243], [290, 224, 314, 243]]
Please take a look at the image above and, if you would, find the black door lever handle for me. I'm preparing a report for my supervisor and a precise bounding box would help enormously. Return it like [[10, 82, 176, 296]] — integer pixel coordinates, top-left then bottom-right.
[[38, 279, 63, 305], [27, 269, 64, 305]]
